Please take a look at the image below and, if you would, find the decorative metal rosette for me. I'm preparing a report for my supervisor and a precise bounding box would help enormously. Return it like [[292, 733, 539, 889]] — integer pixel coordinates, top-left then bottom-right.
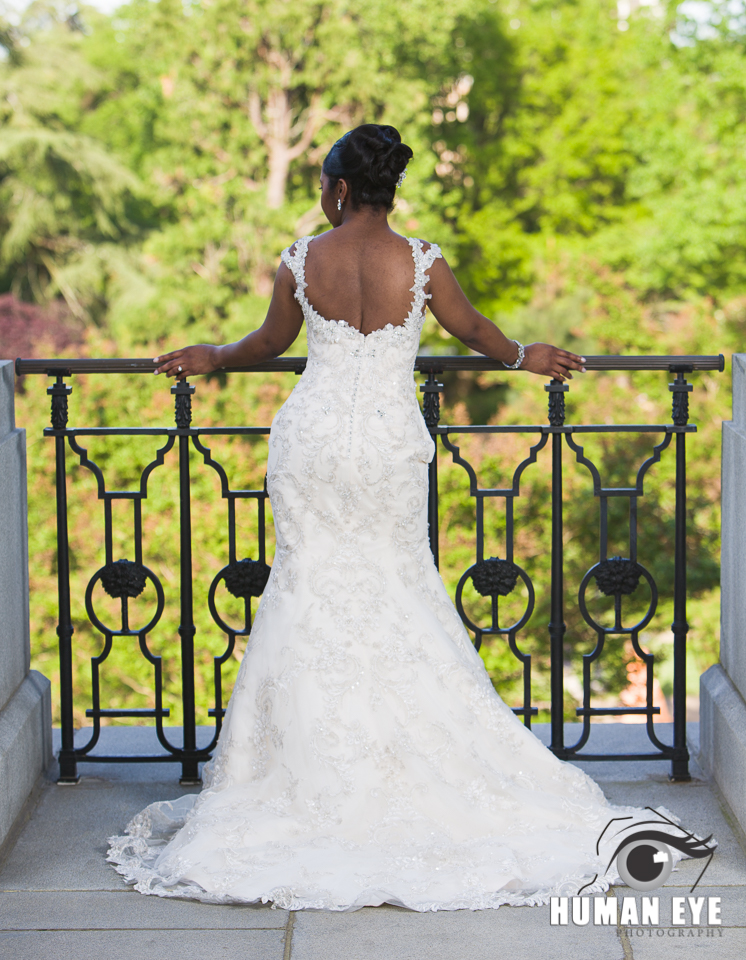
[[100, 559, 148, 599], [470, 557, 521, 597], [86, 559, 164, 635], [456, 556, 534, 639], [208, 557, 271, 636], [578, 557, 657, 634], [223, 558, 271, 599], [593, 556, 643, 597]]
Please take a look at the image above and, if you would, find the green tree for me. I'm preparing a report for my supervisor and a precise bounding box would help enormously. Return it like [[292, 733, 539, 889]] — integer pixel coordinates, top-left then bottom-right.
[[0, 3, 158, 323]]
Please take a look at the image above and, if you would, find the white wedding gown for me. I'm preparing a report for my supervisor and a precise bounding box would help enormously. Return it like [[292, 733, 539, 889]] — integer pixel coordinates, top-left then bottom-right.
[[107, 236, 688, 911]]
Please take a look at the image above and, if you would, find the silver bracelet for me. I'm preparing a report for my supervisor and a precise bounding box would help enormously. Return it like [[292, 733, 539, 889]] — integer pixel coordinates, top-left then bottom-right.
[[504, 340, 525, 369]]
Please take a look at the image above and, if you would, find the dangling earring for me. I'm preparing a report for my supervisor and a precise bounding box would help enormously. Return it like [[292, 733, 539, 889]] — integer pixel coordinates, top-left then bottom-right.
[[337, 198, 342, 211]]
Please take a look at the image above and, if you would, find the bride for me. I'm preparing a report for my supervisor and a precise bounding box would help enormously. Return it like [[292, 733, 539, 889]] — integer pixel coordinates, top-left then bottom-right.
[[108, 124, 690, 911]]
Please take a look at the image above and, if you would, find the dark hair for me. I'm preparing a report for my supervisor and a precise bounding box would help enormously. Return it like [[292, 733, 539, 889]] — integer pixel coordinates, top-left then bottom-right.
[[322, 124, 413, 211]]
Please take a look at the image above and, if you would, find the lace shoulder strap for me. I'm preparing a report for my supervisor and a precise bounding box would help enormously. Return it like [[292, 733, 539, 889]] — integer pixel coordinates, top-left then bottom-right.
[[415, 239, 443, 272], [280, 236, 314, 305], [407, 238, 443, 315]]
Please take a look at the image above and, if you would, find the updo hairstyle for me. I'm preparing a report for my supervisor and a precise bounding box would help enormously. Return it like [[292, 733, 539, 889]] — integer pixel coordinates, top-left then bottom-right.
[[322, 124, 413, 211]]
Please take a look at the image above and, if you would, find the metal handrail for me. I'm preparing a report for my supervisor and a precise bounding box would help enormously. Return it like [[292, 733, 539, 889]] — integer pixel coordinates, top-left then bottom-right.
[[15, 354, 726, 376]]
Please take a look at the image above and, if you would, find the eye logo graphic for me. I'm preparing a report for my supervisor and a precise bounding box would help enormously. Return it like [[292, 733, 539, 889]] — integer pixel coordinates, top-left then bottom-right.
[[578, 807, 717, 895]]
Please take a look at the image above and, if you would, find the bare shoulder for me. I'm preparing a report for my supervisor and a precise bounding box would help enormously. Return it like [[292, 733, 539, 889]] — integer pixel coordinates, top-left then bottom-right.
[[275, 259, 296, 293]]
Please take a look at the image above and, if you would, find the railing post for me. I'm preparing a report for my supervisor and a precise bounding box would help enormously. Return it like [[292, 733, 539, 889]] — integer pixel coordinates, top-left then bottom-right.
[[48, 375, 78, 784], [421, 371, 444, 569], [670, 370, 692, 781], [546, 379, 569, 759], [173, 379, 200, 784]]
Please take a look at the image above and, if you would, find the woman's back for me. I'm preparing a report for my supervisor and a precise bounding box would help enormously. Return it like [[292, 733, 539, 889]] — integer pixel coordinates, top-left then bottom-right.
[[301, 228, 430, 335]]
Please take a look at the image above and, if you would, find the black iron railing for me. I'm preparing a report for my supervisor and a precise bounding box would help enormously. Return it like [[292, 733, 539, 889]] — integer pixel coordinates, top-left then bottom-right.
[[15, 354, 725, 783]]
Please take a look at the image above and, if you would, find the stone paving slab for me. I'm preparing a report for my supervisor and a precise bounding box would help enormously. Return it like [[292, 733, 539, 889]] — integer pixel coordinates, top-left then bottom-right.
[[290, 901, 627, 960], [0, 891, 288, 929], [0, 780, 200, 891], [627, 927, 746, 959], [0, 929, 286, 960]]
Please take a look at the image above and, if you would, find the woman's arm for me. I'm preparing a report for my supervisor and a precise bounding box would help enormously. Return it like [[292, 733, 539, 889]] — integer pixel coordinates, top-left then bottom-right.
[[153, 262, 303, 379], [427, 255, 585, 382]]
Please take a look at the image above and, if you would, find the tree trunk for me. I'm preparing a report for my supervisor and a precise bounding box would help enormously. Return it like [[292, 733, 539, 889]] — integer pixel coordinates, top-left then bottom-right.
[[264, 87, 292, 209], [249, 79, 323, 209]]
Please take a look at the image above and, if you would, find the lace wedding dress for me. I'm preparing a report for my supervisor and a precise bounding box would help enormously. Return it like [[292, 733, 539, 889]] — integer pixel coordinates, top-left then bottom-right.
[[108, 236, 688, 911]]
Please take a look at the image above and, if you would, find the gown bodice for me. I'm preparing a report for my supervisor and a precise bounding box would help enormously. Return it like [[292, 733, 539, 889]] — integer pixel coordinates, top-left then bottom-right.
[[278, 235, 442, 465]]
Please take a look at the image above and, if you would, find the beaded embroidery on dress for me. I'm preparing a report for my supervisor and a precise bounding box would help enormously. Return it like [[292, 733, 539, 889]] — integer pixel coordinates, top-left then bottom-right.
[[107, 236, 690, 911]]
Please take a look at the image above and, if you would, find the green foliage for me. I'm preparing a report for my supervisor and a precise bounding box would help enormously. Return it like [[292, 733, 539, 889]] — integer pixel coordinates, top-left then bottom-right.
[[6, 0, 746, 328], [4, 0, 742, 728]]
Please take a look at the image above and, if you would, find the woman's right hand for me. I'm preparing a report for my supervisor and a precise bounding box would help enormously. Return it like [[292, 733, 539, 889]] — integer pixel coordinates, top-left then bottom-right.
[[153, 345, 222, 379], [522, 343, 586, 382]]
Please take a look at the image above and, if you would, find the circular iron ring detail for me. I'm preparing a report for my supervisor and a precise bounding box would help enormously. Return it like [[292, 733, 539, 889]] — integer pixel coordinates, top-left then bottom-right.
[[578, 559, 658, 634], [456, 559, 535, 635], [208, 559, 271, 636], [85, 561, 165, 636]]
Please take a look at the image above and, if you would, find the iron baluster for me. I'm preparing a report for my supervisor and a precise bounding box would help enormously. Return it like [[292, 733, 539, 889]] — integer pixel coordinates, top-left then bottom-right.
[[420, 371, 444, 568], [670, 370, 693, 781], [173, 379, 200, 784], [547, 379, 569, 759], [49, 375, 78, 783]]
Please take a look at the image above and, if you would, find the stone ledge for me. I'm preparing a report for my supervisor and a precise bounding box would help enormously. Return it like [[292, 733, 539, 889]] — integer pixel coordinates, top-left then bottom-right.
[[0, 671, 52, 848], [700, 663, 746, 836], [0, 428, 31, 710], [0, 362, 15, 440]]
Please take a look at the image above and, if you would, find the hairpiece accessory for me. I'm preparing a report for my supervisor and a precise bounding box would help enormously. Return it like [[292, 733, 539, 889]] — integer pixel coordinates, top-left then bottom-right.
[[396, 169, 407, 188], [337, 198, 342, 211], [504, 340, 525, 370]]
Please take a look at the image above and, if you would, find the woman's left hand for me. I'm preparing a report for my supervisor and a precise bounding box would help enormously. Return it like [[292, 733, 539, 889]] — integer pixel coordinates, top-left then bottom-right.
[[522, 343, 586, 382], [153, 345, 221, 379]]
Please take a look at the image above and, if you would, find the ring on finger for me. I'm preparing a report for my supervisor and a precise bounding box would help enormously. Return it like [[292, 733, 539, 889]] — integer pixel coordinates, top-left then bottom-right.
[[178, 365, 183, 372]]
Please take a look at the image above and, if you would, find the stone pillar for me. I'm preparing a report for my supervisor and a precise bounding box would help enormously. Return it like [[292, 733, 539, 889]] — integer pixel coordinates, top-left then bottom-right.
[[700, 353, 746, 830], [0, 360, 52, 848]]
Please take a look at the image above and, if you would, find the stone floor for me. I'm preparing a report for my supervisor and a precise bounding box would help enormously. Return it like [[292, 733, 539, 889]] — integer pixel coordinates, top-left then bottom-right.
[[0, 723, 744, 960]]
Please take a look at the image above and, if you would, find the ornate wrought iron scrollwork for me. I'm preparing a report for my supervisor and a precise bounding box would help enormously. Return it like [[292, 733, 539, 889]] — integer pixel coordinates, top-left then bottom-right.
[[670, 375, 692, 426], [470, 557, 520, 597], [172, 379, 195, 429], [545, 381, 568, 427], [48, 378, 72, 430], [419, 373, 444, 429], [100, 558, 148, 598], [30, 353, 712, 783], [223, 558, 271, 598], [593, 556, 643, 596]]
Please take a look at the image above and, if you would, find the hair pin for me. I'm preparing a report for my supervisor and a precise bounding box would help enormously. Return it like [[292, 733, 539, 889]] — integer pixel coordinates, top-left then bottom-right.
[[396, 170, 407, 189]]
